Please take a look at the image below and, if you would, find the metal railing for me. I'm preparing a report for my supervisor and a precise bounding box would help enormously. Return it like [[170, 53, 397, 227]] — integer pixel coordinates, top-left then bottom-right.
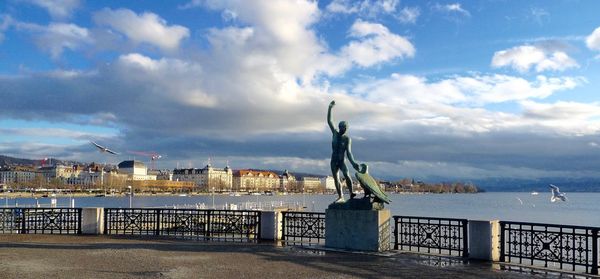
[[0, 208, 81, 234], [393, 216, 468, 257], [281, 211, 325, 245], [499, 221, 599, 275], [103, 208, 261, 241]]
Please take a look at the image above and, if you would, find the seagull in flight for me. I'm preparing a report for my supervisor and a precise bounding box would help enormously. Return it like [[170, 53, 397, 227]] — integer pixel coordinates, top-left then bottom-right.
[[549, 184, 567, 202], [91, 141, 119, 155]]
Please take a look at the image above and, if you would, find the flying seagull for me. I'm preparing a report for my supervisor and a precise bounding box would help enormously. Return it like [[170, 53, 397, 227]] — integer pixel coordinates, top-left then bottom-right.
[[549, 184, 567, 202], [91, 141, 119, 155]]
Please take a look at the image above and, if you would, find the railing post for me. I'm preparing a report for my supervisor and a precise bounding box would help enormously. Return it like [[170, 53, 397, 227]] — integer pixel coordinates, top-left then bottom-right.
[[393, 216, 399, 250], [103, 208, 108, 234], [77, 209, 82, 234], [499, 221, 505, 262], [205, 210, 211, 240], [280, 212, 286, 241], [592, 228, 598, 275], [462, 220, 469, 258], [155, 209, 161, 236], [256, 211, 262, 240], [20, 209, 26, 234]]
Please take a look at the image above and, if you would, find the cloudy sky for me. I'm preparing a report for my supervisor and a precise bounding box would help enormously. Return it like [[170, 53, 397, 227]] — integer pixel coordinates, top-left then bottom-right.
[[1, 0, 600, 181]]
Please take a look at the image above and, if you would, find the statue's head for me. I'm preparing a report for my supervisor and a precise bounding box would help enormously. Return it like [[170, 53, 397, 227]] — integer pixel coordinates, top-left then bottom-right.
[[338, 121, 348, 134]]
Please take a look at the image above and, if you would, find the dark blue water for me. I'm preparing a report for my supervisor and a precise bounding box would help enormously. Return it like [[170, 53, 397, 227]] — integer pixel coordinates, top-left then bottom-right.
[[3, 192, 599, 227]]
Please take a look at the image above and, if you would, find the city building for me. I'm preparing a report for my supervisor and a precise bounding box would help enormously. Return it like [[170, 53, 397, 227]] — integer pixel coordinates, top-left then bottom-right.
[[320, 176, 336, 191], [0, 166, 39, 186], [38, 164, 83, 181], [117, 160, 157, 181], [172, 164, 233, 191], [233, 170, 279, 192], [152, 170, 173, 181], [65, 170, 128, 188], [299, 176, 323, 193], [279, 170, 296, 192]]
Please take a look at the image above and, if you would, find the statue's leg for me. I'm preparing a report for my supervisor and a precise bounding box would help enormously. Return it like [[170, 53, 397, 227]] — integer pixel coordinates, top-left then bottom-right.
[[331, 162, 343, 202], [340, 164, 355, 199]]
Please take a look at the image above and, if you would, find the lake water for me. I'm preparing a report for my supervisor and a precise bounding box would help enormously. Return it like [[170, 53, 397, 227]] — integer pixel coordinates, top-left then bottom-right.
[[3, 192, 599, 227]]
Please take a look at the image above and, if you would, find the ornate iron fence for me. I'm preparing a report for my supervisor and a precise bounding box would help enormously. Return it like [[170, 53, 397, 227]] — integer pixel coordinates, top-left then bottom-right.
[[281, 211, 325, 245], [499, 221, 599, 275], [103, 208, 260, 241], [393, 216, 468, 257], [0, 208, 81, 234], [0, 208, 22, 233]]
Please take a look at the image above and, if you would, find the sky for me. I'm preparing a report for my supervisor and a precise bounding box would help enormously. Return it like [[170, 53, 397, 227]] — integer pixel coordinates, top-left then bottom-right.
[[1, 0, 600, 181]]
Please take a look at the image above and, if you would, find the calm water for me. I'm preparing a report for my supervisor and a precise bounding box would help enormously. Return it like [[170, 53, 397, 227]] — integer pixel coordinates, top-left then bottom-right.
[[3, 192, 599, 227]]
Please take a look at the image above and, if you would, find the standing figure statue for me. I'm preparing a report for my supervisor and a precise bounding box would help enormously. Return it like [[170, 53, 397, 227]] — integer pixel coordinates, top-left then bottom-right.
[[327, 100, 360, 203]]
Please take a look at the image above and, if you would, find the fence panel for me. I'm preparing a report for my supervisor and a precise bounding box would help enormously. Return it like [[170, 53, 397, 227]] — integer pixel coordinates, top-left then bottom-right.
[[104, 208, 260, 241], [500, 221, 599, 275], [0, 208, 22, 233], [0, 208, 81, 234], [281, 211, 325, 246], [393, 215, 468, 257]]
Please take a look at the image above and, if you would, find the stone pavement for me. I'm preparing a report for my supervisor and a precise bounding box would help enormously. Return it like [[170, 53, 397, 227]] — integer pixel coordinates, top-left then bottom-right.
[[0, 235, 581, 279]]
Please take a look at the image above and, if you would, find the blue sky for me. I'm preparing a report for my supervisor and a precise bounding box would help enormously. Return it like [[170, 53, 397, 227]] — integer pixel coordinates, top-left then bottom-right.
[[1, 0, 600, 181]]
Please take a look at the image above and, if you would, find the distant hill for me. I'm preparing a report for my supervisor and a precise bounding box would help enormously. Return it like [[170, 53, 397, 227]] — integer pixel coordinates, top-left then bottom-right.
[[471, 177, 600, 192], [0, 155, 80, 167], [0, 155, 38, 166]]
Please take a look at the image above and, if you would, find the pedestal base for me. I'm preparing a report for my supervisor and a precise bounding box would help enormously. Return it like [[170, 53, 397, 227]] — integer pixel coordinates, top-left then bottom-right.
[[325, 209, 391, 252]]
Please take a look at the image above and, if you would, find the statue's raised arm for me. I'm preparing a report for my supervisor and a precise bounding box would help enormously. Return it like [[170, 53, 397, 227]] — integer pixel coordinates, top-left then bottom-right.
[[327, 100, 336, 133]]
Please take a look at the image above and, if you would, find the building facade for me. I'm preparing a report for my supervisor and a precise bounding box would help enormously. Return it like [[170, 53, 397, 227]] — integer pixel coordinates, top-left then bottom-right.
[[320, 176, 336, 191], [279, 170, 296, 192], [233, 170, 279, 192], [0, 167, 39, 186], [172, 164, 233, 191], [117, 160, 157, 181], [299, 176, 323, 193]]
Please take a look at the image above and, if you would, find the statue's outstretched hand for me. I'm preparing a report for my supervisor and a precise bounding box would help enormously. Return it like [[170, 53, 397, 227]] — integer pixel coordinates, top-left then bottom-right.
[[329, 100, 335, 107]]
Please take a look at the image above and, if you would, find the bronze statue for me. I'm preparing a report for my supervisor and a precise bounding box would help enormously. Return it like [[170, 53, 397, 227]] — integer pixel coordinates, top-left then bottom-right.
[[328, 100, 360, 203]]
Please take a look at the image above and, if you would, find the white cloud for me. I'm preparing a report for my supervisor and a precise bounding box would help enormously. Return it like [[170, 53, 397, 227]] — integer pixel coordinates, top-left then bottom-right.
[[23, 0, 80, 19], [340, 20, 415, 68], [15, 21, 92, 58], [433, 3, 470, 17], [326, 0, 399, 17], [491, 45, 579, 73], [521, 100, 600, 120], [0, 14, 13, 43], [355, 73, 582, 108], [586, 27, 600, 51], [530, 7, 550, 26], [397, 7, 420, 24], [93, 8, 189, 51]]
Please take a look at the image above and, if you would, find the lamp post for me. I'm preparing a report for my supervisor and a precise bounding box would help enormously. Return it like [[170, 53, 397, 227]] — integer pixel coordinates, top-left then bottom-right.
[[127, 185, 132, 208]]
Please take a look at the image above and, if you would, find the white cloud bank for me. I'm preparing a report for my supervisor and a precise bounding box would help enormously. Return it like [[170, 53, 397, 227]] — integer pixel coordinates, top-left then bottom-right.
[[491, 45, 579, 73], [23, 0, 80, 19], [326, 0, 399, 16], [15, 21, 92, 58], [341, 20, 415, 68], [93, 8, 189, 51], [586, 26, 600, 51]]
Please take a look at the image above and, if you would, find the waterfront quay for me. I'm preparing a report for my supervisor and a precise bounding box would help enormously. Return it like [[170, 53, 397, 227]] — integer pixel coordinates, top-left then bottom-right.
[[2, 207, 599, 278], [0, 234, 562, 279]]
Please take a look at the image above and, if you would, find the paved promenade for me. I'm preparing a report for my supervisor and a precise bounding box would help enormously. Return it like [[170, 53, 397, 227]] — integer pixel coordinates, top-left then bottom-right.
[[0, 235, 573, 278]]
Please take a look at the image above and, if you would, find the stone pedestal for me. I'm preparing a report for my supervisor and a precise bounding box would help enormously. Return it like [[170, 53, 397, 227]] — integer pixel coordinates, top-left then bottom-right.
[[468, 220, 501, 261], [81, 207, 104, 235], [325, 209, 391, 252]]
